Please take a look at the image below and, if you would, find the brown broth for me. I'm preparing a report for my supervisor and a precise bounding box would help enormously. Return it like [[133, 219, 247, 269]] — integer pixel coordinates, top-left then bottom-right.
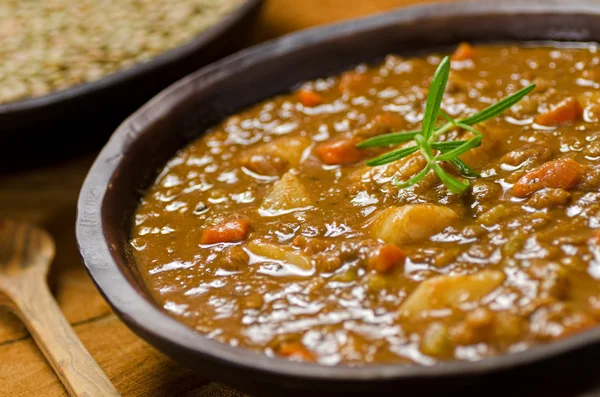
[[130, 44, 600, 365]]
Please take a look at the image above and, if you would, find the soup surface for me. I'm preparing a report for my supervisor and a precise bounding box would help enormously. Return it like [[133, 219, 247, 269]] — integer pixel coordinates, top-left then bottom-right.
[[130, 43, 600, 365]]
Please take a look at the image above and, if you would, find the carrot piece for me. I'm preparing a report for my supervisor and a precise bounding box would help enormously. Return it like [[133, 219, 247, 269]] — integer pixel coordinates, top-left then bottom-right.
[[535, 97, 583, 126], [513, 158, 585, 197], [367, 244, 406, 274], [315, 138, 365, 165], [451, 42, 476, 61], [339, 71, 366, 92], [297, 89, 324, 107], [200, 217, 250, 245], [278, 342, 314, 361]]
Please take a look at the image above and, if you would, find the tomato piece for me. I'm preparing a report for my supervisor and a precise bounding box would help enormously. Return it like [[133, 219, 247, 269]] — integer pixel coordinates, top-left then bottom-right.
[[297, 89, 324, 107], [200, 217, 250, 245], [367, 244, 406, 274], [513, 158, 584, 197], [315, 138, 365, 165], [536, 97, 583, 126]]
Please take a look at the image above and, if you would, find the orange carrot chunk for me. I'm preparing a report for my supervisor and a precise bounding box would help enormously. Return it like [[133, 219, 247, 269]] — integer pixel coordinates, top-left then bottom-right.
[[297, 89, 324, 107], [339, 71, 366, 92], [535, 97, 583, 126], [451, 42, 476, 61], [315, 138, 365, 165], [279, 342, 314, 361], [200, 217, 250, 245], [367, 244, 406, 274], [513, 158, 584, 197]]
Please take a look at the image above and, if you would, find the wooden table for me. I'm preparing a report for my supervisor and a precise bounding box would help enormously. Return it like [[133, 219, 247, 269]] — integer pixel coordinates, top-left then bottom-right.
[[0, 1, 472, 395]]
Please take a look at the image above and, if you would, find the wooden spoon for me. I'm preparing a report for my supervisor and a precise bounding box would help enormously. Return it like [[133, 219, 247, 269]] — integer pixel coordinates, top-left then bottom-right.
[[0, 219, 120, 397]]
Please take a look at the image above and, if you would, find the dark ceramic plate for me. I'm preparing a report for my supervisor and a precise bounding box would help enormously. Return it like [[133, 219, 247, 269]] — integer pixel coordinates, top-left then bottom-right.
[[77, 1, 600, 396], [0, 0, 263, 133]]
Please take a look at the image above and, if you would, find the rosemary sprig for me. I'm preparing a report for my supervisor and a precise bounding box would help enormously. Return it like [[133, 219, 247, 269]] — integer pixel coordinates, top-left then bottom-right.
[[357, 57, 535, 194]]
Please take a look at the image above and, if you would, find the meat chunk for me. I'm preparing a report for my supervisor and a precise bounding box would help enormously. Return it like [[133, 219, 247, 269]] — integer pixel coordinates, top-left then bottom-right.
[[349, 152, 427, 194], [513, 158, 584, 197], [215, 245, 250, 271], [354, 113, 405, 139], [458, 123, 502, 168], [528, 261, 570, 300], [370, 204, 459, 245], [527, 188, 571, 210], [241, 136, 311, 176], [500, 143, 554, 167], [400, 270, 505, 317], [450, 310, 525, 346], [259, 173, 312, 215], [578, 165, 600, 190]]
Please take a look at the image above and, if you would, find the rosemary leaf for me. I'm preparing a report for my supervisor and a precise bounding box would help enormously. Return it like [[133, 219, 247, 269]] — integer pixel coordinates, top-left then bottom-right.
[[434, 142, 479, 177], [422, 56, 451, 141], [356, 130, 419, 148], [358, 49, 532, 195], [435, 136, 482, 161], [430, 140, 468, 151], [432, 163, 470, 195], [461, 84, 536, 126], [395, 164, 431, 188], [365, 145, 419, 166], [439, 108, 456, 124], [449, 158, 479, 177]]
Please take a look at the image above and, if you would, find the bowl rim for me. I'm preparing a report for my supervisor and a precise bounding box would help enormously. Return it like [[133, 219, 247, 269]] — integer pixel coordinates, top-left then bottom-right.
[[77, 0, 600, 382], [0, 0, 263, 117]]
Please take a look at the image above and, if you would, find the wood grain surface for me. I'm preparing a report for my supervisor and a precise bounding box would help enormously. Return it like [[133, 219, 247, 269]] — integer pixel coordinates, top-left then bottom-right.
[[0, 220, 119, 397], [0, 1, 451, 396]]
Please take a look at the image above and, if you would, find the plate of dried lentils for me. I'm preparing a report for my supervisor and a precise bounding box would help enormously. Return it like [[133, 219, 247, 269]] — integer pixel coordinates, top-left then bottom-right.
[[0, 0, 263, 131]]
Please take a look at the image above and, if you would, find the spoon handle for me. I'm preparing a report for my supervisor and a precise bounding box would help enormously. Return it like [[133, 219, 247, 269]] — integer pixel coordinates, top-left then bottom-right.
[[8, 277, 120, 397]]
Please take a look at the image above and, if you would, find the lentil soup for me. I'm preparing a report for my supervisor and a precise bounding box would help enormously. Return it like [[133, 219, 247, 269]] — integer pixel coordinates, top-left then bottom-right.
[[130, 44, 600, 365]]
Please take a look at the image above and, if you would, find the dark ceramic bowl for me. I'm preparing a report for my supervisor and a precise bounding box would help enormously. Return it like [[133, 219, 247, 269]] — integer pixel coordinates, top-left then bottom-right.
[[77, 1, 600, 396], [0, 0, 262, 132]]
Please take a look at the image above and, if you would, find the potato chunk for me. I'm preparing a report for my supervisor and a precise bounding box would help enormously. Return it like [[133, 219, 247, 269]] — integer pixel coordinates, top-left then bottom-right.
[[259, 173, 312, 216], [400, 270, 505, 317], [247, 240, 312, 271], [371, 204, 459, 245]]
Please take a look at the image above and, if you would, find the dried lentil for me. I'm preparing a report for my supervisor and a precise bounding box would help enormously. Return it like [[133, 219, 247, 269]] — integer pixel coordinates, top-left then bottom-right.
[[0, 0, 242, 104]]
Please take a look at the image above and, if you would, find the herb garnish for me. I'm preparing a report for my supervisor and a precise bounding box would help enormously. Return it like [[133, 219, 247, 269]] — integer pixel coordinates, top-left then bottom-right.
[[357, 56, 535, 195]]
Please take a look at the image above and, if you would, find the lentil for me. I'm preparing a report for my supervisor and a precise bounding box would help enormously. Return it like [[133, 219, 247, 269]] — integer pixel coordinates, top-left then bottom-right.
[[0, 0, 241, 104]]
